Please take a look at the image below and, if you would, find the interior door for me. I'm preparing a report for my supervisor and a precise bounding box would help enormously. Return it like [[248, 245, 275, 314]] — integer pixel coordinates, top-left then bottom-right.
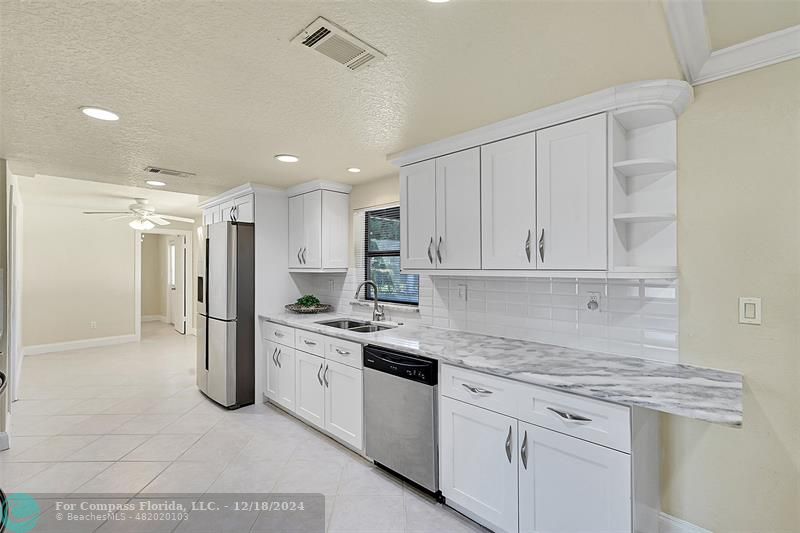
[[435, 148, 482, 269], [481, 133, 537, 269], [324, 359, 363, 449], [536, 114, 607, 270], [294, 350, 325, 429], [400, 159, 436, 270], [440, 397, 519, 533], [288, 194, 305, 268], [518, 422, 631, 533], [169, 236, 187, 334]]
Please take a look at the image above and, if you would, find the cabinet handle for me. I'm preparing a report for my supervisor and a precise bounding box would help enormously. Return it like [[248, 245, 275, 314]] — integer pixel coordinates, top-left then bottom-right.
[[462, 383, 492, 395], [323, 364, 329, 387], [335, 348, 350, 355], [297, 248, 303, 264], [427, 237, 434, 264], [436, 236, 443, 264], [271, 347, 278, 366], [230, 205, 238, 222], [521, 430, 529, 470], [276, 348, 282, 368], [547, 407, 592, 423], [273, 331, 284, 338], [317, 363, 323, 386], [505, 425, 513, 463], [303, 339, 317, 346], [301, 247, 307, 264], [538, 229, 545, 262], [525, 230, 532, 263]]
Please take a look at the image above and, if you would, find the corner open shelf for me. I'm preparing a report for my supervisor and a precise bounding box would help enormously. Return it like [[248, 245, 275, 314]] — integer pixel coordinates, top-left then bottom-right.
[[612, 105, 677, 130], [613, 213, 676, 223], [613, 158, 675, 177]]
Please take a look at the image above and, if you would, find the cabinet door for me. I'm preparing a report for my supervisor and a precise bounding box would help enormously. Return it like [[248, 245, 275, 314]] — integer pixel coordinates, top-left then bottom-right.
[[288, 194, 305, 268], [400, 160, 436, 270], [481, 134, 537, 269], [295, 351, 325, 429], [536, 114, 607, 270], [324, 360, 363, 450], [321, 191, 349, 269], [435, 148, 481, 269], [275, 346, 296, 411], [232, 195, 254, 223], [265, 340, 279, 401], [440, 397, 518, 533], [518, 422, 631, 533], [303, 190, 323, 268], [220, 200, 235, 222], [203, 205, 221, 226]]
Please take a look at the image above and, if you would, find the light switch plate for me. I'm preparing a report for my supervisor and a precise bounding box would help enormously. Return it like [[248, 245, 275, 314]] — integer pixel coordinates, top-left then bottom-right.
[[738, 297, 762, 325]]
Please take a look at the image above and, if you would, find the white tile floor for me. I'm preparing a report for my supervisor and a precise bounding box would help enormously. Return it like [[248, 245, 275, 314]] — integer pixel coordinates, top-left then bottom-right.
[[1, 322, 485, 533]]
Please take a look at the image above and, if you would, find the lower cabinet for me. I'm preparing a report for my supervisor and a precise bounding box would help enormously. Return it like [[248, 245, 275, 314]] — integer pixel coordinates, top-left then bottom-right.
[[440, 397, 519, 533], [324, 359, 363, 450], [295, 350, 325, 429], [264, 340, 295, 412], [518, 422, 631, 533]]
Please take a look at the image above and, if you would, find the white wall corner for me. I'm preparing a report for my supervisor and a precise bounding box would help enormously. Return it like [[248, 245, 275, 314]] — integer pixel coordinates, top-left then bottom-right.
[[660, 512, 713, 533], [23, 334, 137, 356], [664, 0, 800, 86]]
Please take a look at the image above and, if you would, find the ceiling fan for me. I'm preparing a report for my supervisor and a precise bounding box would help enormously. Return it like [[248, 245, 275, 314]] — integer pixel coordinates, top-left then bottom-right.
[[83, 199, 195, 230]]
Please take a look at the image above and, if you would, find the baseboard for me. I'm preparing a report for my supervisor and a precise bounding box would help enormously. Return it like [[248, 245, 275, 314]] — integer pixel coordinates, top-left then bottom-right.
[[23, 334, 138, 356], [660, 512, 712, 533], [142, 315, 167, 323]]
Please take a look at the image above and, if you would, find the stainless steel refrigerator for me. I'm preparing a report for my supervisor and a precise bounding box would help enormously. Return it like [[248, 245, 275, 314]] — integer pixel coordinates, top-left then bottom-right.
[[197, 221, 255, 409]]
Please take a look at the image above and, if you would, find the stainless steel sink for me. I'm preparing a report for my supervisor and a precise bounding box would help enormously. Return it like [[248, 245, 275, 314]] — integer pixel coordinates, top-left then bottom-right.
[[348, 324, 395, 333], [315, 318, 396, 334], [315, 319, 370, 329]]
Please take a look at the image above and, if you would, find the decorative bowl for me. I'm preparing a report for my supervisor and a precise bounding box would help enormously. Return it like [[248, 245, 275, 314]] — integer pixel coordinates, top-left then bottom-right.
[[284, 303, 333, 314]]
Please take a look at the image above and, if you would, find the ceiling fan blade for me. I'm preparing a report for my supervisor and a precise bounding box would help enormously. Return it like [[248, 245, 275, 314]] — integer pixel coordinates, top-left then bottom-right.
[[158, 214, 196, 223], [83, 211, 132, 215], [148, 216, 170, 226], [107, 214, 134, 221]]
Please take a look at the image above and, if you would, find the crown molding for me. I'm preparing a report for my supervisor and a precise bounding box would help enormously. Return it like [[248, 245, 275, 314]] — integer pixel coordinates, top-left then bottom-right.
[[387, 79, 692, 167], [286, 179, 352, 197], [664, 0, 800, 86]]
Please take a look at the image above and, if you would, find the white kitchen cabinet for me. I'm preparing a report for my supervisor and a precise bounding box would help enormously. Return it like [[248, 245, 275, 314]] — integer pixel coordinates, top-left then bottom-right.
[[287, 185, 349, 271], [435, 148, 481, 269], [264, 340, 280, 402], [323, 359, 363, 450], [536, 114, 607, 270], [481, 133, 537, 269], [294, 350, 325, 429], [400, 149, 481, 271], [274, 344, 296, 412], [518, 422, 631, 533], [400, 159, 437, 269], [220, 195, 255, 223], [202, 204, 222, 226], [440, 396, 519, 533]]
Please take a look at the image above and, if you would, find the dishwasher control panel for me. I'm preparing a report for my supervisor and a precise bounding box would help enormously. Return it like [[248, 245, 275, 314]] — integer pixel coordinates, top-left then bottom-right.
[[363, 346, 438, 386]]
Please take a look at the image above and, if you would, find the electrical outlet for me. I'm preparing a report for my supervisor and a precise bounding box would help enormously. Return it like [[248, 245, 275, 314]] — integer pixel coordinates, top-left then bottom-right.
[[457, 284, 468, 301], [586, 292, 601, 311], [328, 279, 335, 292]]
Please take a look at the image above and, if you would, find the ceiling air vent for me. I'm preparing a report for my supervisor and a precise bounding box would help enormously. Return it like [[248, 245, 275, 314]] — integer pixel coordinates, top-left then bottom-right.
[[143, 166, 196, 178], [291, 17, 386, 72]]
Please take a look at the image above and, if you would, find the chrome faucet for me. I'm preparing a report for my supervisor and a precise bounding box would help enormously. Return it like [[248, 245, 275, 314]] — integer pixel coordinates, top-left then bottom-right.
[[354, 280, 385, 322]]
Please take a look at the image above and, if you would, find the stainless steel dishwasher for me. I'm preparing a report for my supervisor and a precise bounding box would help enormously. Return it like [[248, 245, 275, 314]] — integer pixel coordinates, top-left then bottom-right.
[[363, 345, 440, 497]]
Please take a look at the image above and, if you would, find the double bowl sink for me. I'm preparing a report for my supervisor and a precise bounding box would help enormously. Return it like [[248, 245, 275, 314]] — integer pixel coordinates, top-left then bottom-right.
[[316, 318, 396, 334]]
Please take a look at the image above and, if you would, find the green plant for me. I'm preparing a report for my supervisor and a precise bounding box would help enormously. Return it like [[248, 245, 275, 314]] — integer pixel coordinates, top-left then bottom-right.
[[296, 294, 321, 308]]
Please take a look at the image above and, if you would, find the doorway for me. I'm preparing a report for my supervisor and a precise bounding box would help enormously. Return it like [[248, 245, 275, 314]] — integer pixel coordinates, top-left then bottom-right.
[[135, 229, 193, 341]]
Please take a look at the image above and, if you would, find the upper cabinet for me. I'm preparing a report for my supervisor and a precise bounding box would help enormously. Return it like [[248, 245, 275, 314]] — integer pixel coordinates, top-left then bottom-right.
[[400, 148, 481, 271], [287, 181, 350, 273], [391, 80, 688, 279], [200, 185, 261, 227], [535, 114, 607, 270]]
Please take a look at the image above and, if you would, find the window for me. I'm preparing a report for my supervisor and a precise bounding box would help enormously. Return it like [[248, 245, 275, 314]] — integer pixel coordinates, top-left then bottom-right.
[[363, 206, 419, 305]]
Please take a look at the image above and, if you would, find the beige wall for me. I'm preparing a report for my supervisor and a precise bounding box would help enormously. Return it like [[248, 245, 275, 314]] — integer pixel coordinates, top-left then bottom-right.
[[663, 59, 800, 531], [350, 175, 399, 211], [22, 202, 136, 346], [140, 234, 166, 317]]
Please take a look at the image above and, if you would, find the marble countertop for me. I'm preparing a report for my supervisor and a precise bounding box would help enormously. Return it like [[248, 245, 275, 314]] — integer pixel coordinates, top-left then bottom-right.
[[262, 312, 743, 427]]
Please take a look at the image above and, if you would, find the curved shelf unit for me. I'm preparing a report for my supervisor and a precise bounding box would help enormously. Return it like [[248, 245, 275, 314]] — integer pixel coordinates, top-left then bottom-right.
[[613, 158, 676, 177], [613, 213, 676, 223], [612, 104, 677, 131]]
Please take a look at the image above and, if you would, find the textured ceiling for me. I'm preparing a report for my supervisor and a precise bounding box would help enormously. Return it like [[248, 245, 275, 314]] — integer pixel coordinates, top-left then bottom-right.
[[705, 0, 800, 51], [18, 174, 202, 219], [1, 0, 681, 196]]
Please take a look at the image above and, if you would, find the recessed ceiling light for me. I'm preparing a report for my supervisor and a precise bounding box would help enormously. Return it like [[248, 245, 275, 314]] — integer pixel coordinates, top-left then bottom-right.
[[274, 154, 299, 163], [80, 106, 119, 121], [146, 180, 166, 187], [347, 167, 361, 173], [427, 0, 450, 3]]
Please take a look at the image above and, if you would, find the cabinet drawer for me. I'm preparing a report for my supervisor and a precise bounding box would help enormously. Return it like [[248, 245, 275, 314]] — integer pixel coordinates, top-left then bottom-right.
[[441, 365, 517, 417], [263, 322, 294, 347], [324, 337, 363, 369], [516, 385, 630, 453], [295, 330, 326, 357]]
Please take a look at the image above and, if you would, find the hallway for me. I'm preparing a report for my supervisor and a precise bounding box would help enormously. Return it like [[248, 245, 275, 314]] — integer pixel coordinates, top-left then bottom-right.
[[0, 323, 481, 532]]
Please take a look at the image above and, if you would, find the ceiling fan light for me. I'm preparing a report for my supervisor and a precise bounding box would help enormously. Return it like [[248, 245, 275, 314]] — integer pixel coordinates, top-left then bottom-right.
[[129, 218, 155, 230]]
